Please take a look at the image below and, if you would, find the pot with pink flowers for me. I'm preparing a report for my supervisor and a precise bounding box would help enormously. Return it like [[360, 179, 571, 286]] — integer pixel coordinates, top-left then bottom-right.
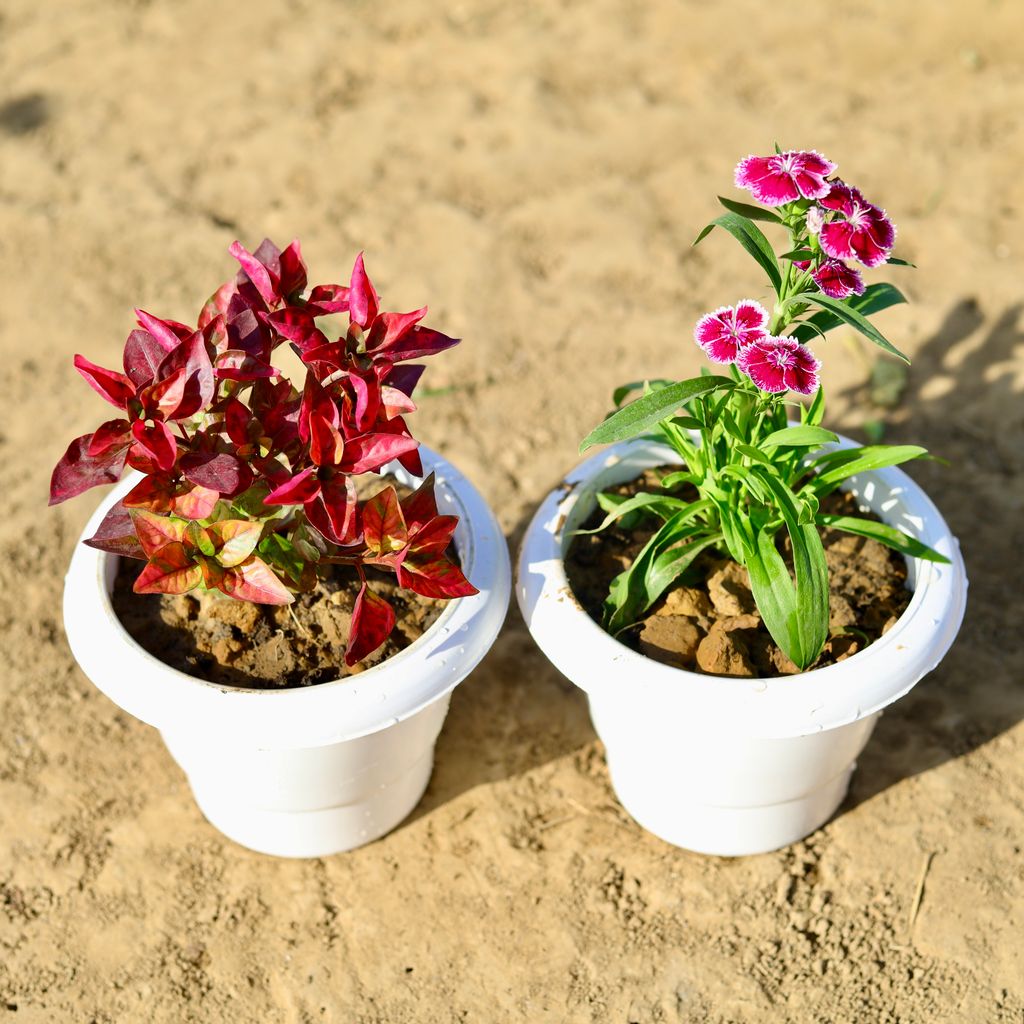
[[53, 242, 510, 858], [517, 149, 967, 856]]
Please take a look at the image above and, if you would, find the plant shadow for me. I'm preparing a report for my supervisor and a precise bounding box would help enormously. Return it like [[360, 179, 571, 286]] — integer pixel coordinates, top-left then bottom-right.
[[841, 298, 1024, 810]]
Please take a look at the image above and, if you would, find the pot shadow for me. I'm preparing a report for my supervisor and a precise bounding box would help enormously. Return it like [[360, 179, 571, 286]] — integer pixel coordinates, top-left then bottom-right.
[[840, 298, 1024, 810], [410, 511, 597, 821]]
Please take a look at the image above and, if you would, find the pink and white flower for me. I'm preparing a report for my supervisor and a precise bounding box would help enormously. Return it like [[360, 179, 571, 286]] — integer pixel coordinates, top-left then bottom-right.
[[810, 257, 865, 299], [734, 150, 837, 207], [694, 300, 770, 363], [818, 183, 895, 268], [736, 336, 821, 395]]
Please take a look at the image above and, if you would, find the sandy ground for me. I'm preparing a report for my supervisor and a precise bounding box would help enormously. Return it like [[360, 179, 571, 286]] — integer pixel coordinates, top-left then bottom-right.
[[2, 1, 1023, 1020]]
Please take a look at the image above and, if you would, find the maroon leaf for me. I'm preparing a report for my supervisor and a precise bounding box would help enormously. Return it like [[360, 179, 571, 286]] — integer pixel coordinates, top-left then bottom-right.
[[154, 330, 215, 420], [83, 501, 145, 559], [49, 434, 127, 505], [229, 240, 279, 307], [400, 473, 440, 531], [265, 467, 320, 506], [140, 367, 186, 420], [122, 329, 170, 388], [278, 239, 307, 299], [367, 307, 427, 352], [347, 370, 381, 433], [214, 350, 279, 381], [180, 452, 253, 495], [345, 583, 396, 665], [87, 418, 132, 456], [376, 326, 460, 363], [382, 363, 426, 399], [348, 252, 379, 329], [130, 420, 177, 472], [409, 515, 459, 558], [306, 474, 358, 545], [74, 354, 135, 410]]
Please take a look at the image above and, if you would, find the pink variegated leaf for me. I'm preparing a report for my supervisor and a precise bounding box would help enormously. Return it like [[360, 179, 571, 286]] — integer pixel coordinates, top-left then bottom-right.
[[203, 519, 263, 567], [87, 418, 132, 456], [74, 354, 136, 410], [340, 432, 419, 474], [122, 329, 170, 388], [201, 312, 229, 355], [199, 280, 236, 329], [345, 584, 396, 665], [140, 366, 186, 420], [49, 434, 127, 505], [306, 474, 358, 545], [398, 555, 477, 599], [374, 326, 460, 363], [400, 473, 441, 532], [199, 557, 226, 590], [130, 420, 177, 472], [134, 309, 193, 352], [171, 483, 220, 521], [130, 509, 188, 557], [134, 543, 203, 596], [278, 239, 307, 299], [265, 467, 320, 506], [229, 241, 279, 307], [83, 501, 145, 559], [218, 556, 294, 604], [348, 253, 379, 329], [122, 473, 176, 513], [380, 385, 416, 418], [306, 283, 350, 315], [363, 486, 407, 556], [408, 514, 459, 558], [180, 452, 253, 495]]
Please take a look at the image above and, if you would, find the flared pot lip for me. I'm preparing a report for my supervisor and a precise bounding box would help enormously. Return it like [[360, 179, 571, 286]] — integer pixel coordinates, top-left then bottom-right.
[[63, 445, 511, 749], [516, 436, 968, 739]]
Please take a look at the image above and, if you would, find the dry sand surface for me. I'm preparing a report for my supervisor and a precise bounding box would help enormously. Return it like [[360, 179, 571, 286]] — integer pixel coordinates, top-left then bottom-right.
[[2, 1, 1023, 1020]]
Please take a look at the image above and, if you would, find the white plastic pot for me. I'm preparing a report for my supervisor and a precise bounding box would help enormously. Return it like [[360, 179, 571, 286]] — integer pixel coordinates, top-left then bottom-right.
[[517, 437, 967, 856], [63, 446, 510, 858]]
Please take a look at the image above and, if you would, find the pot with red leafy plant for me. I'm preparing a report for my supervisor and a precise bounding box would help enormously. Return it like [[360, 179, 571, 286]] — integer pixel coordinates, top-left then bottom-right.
[[517, 149, 967, 856], [54, 242, 510, 857]]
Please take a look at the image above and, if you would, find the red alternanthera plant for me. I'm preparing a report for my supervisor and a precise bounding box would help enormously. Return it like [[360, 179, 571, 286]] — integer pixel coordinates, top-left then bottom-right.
[[51, 241, 476, 664], [579, 148, 949, 671]]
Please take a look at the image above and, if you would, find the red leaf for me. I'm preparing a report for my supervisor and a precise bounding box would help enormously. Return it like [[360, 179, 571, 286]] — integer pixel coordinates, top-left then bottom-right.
[[278, 239, 307, 298], [300, 374, 344, 466], [263, 308, 329, 353], [348, 252, 379, 329], [265, 467, 320, 506], [398, 555, 477, 599], [408, 515, 459, 558], [134, 309, 194, 351], [122, 329, 169, 388], [49, 434, 127, 505], [199, 279, 237, 328], [348, 370, 381, 433], [134, 543, 203, 595], [218, 556, 294, 604], [306, 474, 358, 545], [180, 452, 253, 495], [154, 330, 214, 420], [123, 473, 176, 513], [367, 307, 427, 352], [346, 584, 396, 665], [382, 363, 426, 399], [130, 420, 177, 472], [131, 509, 188, 557], [400, 473, 441, 531], [83, 501, 145, 560], [340, 432, 419, 474], [229, 240, 279, 307], [376, 326, 460, 363], [306, 283, 350, 315], [363, 486, 407, 556], [214, 350, 279, 380], [140, 366, 187, 419], [87, 418, 132, 456], [74, 354, 135, 410]]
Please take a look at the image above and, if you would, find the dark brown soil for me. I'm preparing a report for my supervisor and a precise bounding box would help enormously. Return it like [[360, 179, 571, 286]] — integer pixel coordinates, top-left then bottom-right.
[[565, 468, 912, 677], [112, 560, 449, 689]]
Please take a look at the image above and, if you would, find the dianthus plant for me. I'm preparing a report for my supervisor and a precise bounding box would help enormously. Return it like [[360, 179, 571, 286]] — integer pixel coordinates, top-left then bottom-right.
[[50, 241, 476, 664], [580, 148, 948, 671]]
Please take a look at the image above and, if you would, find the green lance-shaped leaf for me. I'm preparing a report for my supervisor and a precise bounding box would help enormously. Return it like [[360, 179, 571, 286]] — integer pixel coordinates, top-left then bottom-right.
[[803, 292, 908, 362], [611, 378, 674, 408], [570, 491, 695, 536], [746, 466, 830, 668], [602, 501, 717, 634], [694, 212, 783, 294], [760, 425, 839, 450], [805, 445, 929, 496], [817, 514, 951, 564], [790, 283, 908, 348], [802, 385, 825, 427], [580, 376, 732, 452], [715, 195, 783, 225]]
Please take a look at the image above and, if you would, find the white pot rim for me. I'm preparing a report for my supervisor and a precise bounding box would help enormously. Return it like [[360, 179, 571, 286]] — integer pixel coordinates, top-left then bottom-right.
[[517, 436, 968, 739], [64, 445, 510, 749]]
